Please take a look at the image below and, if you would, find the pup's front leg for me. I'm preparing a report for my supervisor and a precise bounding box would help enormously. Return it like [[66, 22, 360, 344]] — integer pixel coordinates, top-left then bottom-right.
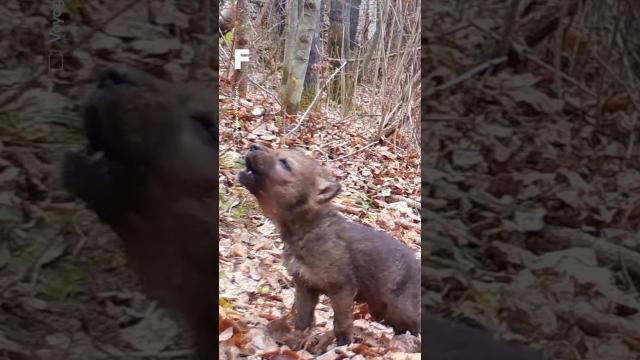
[[293, 281, 319, 330], [329, 287, 357, 346]]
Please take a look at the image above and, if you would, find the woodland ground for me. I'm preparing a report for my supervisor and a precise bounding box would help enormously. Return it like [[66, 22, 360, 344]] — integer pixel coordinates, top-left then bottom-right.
[[0, 1, 213, 359], [424, 1, 640, 360]]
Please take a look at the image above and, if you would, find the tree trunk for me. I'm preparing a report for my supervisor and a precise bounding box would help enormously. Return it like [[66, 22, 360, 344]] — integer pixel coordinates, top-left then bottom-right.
[[228, 0, 249, 97], [219, 6, 234, 34], [301, 18, 321, 110], [281, 0, 322, 115], [282, 0, 301, 85], [328, 0, 353, 105], [349, 0, 361, 49], [258, 0, 276, 26], [259, 0, 287, 34], [362, 0, 386, 81]]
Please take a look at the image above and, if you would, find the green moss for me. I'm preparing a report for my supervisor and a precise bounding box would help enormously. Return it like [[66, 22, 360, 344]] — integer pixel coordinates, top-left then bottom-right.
[[0, 205, 20, 229], [64, 0, 85, 15], [219, 195, 250, 220], [220, 155, 245, 170], [231, 206, 248, 219], [224, 31, 234, 46], [329, 75, 355, 107], [42, 263, 89, 301], [11, 248, 36, 269], [299, 86, 317, 111], [346, 194, 372, 211], [0, 110, 84, 146]]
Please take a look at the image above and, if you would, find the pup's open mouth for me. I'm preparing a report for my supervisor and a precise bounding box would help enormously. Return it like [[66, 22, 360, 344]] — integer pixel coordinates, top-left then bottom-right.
[[238, 156, 260, 192], [244, 156, 256, 175], [81, 133, 108, 164], [85, 142, 105, 158]]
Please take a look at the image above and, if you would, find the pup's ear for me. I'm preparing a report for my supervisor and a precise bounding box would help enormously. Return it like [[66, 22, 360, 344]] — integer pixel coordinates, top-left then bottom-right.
[[316, 177, 341, 203]]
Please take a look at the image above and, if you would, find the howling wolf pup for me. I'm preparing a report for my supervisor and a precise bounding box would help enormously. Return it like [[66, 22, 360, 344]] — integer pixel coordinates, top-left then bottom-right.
[[238, 143, 420, 345], [62, 65, 217, 359]]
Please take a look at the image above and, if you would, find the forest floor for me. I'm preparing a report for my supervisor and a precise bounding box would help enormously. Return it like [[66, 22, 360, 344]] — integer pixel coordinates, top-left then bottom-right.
[[0, 1, 214, 359], [0, 1, 421, 360], [217, 42, 422, 360], [424, 2, 640, 360]]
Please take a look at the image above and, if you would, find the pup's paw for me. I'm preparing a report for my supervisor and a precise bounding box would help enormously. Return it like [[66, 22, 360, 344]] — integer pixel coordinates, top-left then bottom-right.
[[334, 330, 352, 346]]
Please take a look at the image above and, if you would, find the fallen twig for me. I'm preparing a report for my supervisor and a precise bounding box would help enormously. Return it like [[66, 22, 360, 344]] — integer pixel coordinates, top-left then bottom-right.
[[389, 195, 421, 210], [248, 77, 281, 106], [425, 57, 507, 97], [326, 140, 378, 162], [334, 202, 364, 215], [548, 227, 640, 279], [397, 219, 421, 232], [468, 19, 597, 98]]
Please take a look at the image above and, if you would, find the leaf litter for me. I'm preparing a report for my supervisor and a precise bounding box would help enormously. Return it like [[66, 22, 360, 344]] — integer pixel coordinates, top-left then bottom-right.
[[425, 1, 640, 359], [0, 0, 217, 358]]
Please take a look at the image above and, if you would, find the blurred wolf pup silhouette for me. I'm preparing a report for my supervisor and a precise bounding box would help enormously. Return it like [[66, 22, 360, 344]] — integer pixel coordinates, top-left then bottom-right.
[[62, 65, 218, 359]]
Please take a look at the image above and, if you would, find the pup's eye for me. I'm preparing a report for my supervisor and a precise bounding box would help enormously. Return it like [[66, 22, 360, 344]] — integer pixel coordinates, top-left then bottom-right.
[[279, 158, 292, 172]]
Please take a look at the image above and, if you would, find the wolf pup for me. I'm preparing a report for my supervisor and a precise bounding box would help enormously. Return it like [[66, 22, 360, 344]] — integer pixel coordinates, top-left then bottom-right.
[[62, 65, 217, 359], [238, 144, 420, 345]]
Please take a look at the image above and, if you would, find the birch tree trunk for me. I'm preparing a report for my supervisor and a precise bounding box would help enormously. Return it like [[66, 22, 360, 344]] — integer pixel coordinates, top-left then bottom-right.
[[282, 0, 301, 85], [362, 0, 387, 82], [282, 0, 322, 115], [300, 18, 321, 110]]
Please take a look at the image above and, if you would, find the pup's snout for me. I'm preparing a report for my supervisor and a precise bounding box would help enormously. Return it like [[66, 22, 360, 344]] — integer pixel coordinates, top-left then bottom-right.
[[249, 143, 262, 152], [98, 65, 137, 89]]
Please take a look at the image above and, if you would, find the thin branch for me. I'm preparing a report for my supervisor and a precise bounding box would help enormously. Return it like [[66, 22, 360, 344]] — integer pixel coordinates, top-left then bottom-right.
[[496, 0, 521, 57], [247, 77, 281, 106], [425, 57, 507, 97], [326, 140, 378, 162], [469, 19, 597, 98], [284, 61, 348, 137]]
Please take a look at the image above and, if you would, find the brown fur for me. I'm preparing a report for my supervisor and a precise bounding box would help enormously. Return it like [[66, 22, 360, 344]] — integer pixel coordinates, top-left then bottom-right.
[[62, 65, 217, 360], [423, 316, 545, 360], [238, 144, 420, 345]]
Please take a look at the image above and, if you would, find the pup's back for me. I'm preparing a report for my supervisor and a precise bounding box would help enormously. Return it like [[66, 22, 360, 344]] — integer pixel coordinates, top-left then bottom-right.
[[342, 220, 421, 334]]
